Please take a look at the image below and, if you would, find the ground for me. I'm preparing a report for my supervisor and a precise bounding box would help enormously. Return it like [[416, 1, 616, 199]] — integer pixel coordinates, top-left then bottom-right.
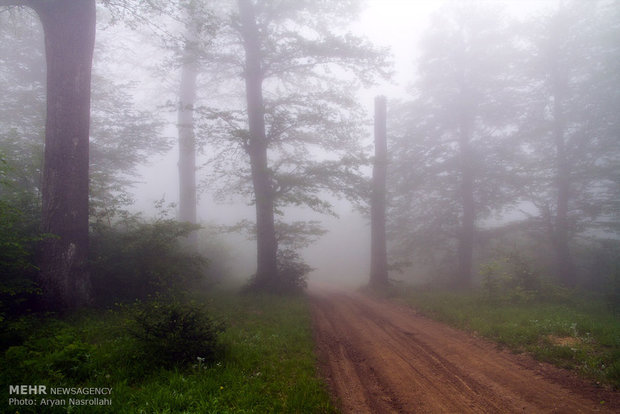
[[310, 287, 619, 413]]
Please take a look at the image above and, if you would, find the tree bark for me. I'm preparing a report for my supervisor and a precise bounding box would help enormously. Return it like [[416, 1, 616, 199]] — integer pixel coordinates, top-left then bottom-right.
[[238, 0, 278, 289], [33, 0, 96, 309], [178, 29, 199, 247], [550, 49, 577, 286], [370, 96, 389, 288], [457, 108, 475, 288]]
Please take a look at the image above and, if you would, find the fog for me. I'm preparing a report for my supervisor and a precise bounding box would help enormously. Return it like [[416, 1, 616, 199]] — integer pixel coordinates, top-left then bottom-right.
[[2, 0, 618, 294], [4, 4, 620, 411], [127, 0, 560, 288]]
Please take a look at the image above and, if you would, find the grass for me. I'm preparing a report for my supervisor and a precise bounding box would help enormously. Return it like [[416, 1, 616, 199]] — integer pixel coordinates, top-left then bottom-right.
[[394, 286, 620, 389], [0, 291, 336, 413]]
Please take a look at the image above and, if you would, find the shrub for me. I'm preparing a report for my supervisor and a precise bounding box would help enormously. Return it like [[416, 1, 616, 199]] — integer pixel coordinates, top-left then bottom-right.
[[607, 262, 620, 315], [276, 249, 311, 293], [243, 249, 311, 294], [89, 215, 207, 305], [3, 324, 96, 384], [0, 199, 42, 323], [480, 251, 541, 303], [131, 300, 225, 368]]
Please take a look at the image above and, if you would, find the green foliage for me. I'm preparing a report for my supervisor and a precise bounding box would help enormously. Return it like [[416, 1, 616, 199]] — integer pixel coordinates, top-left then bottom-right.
[[399, 286, 620, 388], [0, 203, 39, 298], [271, 220, 318, 293], [131, 300, 225, 368], [244, 250, 312, 294], [276, 250, 312, 293], [607, 259, 620, 315], [3, 319, 98, 385], [480, 251, 543, 303], [0, 162, 43, 323], [235, 219, 319, 294], [0, 291, 335, 413], [89, 212, 207, 305]]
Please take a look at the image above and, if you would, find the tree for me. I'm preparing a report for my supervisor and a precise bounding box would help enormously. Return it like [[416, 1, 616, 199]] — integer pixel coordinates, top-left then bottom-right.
[[236, 0, 278, 288], [1, 2, 168, 308], [369, 96, 388, 288], [388, 4, 522, 287], [0, 0, 97, 309], [517, 0, 620, 286], [97, 0, 216, 234], [178, 37, 199, 243], [175, 1, 217, 246], [203, 0, 389, 291]]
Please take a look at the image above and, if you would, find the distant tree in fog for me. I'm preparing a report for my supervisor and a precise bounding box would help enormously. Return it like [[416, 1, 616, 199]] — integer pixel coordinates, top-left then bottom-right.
[[516, 0, 620, 286], [175, 1, 220, 246], [389, 4, 522, 287], [203, 0, 390, 291], [370, 96, 389, 288]]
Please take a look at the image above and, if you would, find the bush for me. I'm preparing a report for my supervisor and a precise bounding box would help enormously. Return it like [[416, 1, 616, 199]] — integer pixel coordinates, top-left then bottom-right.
[[131, 300, 225, 368], [480, 251, 541, 303], [607, 262, 620, 315], [89, 214, 207, 305], [243, 249, 311, 294], [276, 249, 311, 293], [0, 199, 42, 323], [3, 323, 97, 385]]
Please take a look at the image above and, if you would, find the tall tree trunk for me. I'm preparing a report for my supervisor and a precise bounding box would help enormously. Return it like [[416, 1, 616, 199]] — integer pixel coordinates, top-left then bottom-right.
[[458, 113, 475, 288], [370, 96, 389, 288], [550, 52, 577, 286], [178, 31, 199, 247], [238, 0, 278, 289], [33, 0, 96, 309]]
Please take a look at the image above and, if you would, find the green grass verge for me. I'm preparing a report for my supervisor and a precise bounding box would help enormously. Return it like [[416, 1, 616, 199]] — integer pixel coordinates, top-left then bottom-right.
[[1, 292, 336, 413], [394, 286, 620, 389]]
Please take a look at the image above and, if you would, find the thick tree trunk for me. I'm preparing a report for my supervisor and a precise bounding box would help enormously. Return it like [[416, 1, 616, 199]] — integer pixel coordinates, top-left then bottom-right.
[[370, 96, 389, 288], [238, 0, 278, 289], [458, 115, 475, 288], [34, 0, 96, 309], [178, 35, 199, 246]]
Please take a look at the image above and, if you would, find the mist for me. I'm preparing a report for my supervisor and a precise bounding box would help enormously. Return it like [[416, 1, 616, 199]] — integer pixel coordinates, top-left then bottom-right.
[[2, 1, 620, 411], [3, 0, 617, 294]]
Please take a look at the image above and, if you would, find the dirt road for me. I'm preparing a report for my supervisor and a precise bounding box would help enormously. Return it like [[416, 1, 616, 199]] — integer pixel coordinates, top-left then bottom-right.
[[311, 288, 618, 413]]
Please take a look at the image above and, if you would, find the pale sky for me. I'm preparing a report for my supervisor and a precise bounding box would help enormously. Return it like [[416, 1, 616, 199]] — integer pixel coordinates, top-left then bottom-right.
[[357, 0, 557, 100]]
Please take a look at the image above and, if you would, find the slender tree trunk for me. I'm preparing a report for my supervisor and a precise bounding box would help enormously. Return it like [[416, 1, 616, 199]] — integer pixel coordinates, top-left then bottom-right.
[[550, 54, 577, 286], [33, 0, 96, 309], [458, 113, 475, 288], [238, 0, 278, 289], [370, 96, 389, 288], [553, 164, 576, 286], [178, 31, 199, 247]]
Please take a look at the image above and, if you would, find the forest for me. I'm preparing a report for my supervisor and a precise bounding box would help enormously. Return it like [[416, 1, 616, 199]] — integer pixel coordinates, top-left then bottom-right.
[[1, 0, 619, 412]]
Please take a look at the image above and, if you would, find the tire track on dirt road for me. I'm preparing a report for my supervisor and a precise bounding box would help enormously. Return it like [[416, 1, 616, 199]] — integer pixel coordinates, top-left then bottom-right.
[[311, 288, 618, 413]]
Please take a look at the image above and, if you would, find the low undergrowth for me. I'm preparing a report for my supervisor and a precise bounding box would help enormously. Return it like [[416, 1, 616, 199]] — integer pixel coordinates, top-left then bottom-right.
[[395, 286, 620, 389], [1, 291, 335, 413]]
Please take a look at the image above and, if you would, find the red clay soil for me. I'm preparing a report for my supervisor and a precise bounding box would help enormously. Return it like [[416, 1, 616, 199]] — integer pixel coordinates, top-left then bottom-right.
[[310, 287, 619, 413]]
